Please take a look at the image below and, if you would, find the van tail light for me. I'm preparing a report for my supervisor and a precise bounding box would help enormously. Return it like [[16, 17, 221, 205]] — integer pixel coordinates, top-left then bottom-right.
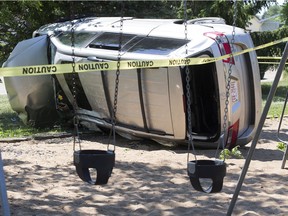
[[204, 32, 234, 64], [225, 119, 239, 150]]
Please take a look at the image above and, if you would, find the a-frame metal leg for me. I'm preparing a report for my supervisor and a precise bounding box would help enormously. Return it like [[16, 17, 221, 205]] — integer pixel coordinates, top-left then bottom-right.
[[227, 42, 288, 215], [276, 84, 288, 169], [0, 150, 10, 216], [281, 145, 288, 169]]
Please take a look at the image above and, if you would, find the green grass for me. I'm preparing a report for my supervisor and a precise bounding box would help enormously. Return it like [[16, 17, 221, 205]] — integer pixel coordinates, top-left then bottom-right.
[[261, 68, 288, 118], [0, 95, 62, 139]]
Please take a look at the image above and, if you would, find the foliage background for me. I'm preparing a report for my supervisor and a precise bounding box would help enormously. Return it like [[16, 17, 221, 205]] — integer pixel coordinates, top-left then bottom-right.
[[251, 26, 288, 78], [0, 0, 272, 65]]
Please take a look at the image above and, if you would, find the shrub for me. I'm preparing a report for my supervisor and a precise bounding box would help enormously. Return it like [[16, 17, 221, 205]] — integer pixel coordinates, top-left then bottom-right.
[[250, 26, 288, 79]]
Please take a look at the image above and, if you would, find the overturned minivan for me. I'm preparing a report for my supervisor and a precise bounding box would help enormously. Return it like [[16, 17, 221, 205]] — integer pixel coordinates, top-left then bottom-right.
[[3, 17, 262, 148]]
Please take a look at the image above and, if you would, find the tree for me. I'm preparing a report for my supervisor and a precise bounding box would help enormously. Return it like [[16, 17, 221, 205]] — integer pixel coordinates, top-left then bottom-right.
[[0, 1, 181, 64], [0, 1, 66, 65], [262, 4, 282, 20], [281, 2, 288, 25], [0, 1, 271, 65], [188, 0, 271, 28]]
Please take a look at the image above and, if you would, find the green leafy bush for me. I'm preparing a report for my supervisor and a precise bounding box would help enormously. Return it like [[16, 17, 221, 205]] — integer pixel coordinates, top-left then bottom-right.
[[219, 145, 244, 160], [277, 142, 286, 152], [251, 26, 288, 79]]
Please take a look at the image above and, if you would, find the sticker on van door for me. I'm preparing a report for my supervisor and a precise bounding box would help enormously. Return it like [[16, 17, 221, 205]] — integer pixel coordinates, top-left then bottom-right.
[[230, 80, 239, 103]]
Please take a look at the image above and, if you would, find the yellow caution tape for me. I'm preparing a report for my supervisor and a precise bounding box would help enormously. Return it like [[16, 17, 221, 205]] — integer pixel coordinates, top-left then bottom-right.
[[257, 56, 285, 60], [0, 36, 288, 77], [258, 62, 288, 65], [257, 56, 288, 64]]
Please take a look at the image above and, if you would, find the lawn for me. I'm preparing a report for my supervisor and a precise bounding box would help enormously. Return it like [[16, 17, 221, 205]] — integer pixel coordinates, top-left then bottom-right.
[[261, 67, 288, 118], [0, 95, 62, 138]]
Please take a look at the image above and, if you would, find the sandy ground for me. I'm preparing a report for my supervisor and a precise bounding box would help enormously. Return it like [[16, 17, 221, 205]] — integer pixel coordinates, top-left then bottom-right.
[[0, 73, 287, 215], [0, 117, 287, 216]]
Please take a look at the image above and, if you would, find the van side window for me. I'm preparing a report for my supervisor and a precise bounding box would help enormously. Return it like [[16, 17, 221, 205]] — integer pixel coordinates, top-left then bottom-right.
[[89, 32, 138, 50], [127, 37, 189, 55], [56, 32, 95, 47]]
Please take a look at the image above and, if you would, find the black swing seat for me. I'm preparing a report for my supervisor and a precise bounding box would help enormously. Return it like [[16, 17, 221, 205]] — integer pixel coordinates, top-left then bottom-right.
[[74, 150, 115, 185], [187, 159, 226, 193]]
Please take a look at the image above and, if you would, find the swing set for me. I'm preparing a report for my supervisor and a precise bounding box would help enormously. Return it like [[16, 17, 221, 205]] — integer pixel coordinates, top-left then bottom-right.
[[1, 1, 288, 216], [67, 1, 288, 215], [71, 11, 123, 185], [70, 0, 232, 192]]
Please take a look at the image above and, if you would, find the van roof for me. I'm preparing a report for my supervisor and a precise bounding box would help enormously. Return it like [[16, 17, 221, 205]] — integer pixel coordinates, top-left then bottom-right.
[[37, 17, 247, 58], [36, 17, 243, 40]]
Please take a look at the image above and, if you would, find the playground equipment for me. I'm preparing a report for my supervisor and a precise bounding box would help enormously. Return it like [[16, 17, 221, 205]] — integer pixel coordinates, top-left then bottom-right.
[[184, 0, 238, 193], [227, 41, 288, 215], [277, 91, 288, 169], [70, 8, 124, 185], [0, 151, 10, 216], [1, 1, 288, 215]]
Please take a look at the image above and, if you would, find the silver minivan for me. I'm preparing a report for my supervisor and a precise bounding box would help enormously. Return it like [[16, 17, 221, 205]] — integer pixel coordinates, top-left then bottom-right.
[[3, 17, 262, 148]]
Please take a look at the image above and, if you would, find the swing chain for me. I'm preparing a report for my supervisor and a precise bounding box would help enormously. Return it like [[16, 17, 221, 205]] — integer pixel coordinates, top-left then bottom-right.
[[70, 19, 81, 151], [183, 0, 197, 162], [108, 11, 124, 152], [71, 21, 77, 108], [184, 0, 188, 56], [112, 18, 123, 120], [220, 0, 238, 152], [185, 67, 197, 162], [73, 115, 81, 151]]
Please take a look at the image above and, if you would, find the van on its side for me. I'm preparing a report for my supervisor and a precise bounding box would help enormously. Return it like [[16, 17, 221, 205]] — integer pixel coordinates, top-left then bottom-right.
[[3, 17, 262, 148]]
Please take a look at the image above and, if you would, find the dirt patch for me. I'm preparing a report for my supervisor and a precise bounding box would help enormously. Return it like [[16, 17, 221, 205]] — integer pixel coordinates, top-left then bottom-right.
[[0, 117, 288, 216]]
